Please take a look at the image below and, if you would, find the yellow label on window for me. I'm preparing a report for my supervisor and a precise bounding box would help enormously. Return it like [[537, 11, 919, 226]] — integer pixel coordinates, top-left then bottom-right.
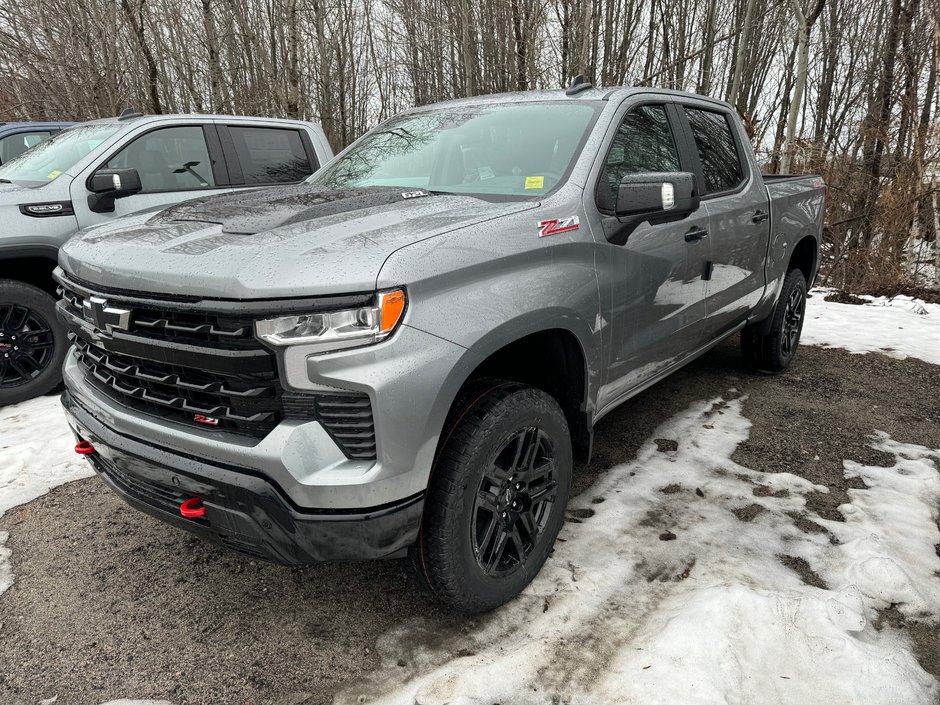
[[524, 176, 545, 190], [47, 170, 62, 180]]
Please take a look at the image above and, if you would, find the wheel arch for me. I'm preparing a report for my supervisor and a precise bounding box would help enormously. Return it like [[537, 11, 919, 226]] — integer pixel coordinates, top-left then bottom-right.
[[437, 319, 596, 465], [788, 234, 818, 286], [0, 247, 61, 297]]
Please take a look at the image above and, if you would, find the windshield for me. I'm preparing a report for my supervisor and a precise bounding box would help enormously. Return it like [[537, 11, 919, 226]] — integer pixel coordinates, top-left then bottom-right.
[[0, 123, 120, 186], [312, 102, 600, 198]]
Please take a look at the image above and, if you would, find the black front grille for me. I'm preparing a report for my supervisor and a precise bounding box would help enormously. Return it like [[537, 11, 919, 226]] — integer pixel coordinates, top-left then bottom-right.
[[59, 284, 256, 350], [74, 336, 282, 437], [58, 272, 379, 459]]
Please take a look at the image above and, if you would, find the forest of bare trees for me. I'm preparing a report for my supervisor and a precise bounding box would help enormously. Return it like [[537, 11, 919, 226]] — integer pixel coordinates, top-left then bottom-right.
[[0, 0, 937, 293]]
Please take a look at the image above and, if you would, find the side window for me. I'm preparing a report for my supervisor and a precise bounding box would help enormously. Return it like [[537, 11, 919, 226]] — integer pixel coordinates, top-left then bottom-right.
[[0, 131, 51, 164], [227, 127, 313, 185], [596, 105, 680, 211], [683, 108, 744, 195], [107, 126, 216, 193]]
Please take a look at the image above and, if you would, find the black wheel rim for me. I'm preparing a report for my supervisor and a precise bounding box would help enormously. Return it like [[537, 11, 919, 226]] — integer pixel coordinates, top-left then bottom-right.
[[781, 286, 805, 357], [0, 304, 56, 389], [472, 427, 558, 578]]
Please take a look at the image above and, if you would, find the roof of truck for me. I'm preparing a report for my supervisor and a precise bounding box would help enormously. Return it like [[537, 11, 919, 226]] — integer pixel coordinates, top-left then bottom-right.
[[406, 85, 734, 113], [0, 121, 74, 132], [81, 113, 320, 127]]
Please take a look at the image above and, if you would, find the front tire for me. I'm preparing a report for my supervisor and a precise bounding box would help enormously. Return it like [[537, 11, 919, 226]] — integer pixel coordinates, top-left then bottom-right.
[[0, 279, 67, 406], [741, 268, 808, 374], [412, 384, 573, 613]]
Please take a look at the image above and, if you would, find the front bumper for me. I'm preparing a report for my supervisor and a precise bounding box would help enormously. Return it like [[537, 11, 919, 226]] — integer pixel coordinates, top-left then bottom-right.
[[63, 390, 423, 562]]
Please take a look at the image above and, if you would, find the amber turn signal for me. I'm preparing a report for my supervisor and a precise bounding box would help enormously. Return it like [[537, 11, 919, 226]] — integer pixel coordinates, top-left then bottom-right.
[[379, 289, 406, 333]]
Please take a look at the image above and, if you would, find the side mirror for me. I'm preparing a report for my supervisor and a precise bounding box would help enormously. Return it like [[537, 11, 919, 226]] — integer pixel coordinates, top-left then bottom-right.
[[607, 171, 700, 245], [87, 168, 143, 213]]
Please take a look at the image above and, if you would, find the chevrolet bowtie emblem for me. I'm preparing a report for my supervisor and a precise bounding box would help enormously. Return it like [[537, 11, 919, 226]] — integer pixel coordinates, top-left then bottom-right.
[[82, 296, 132, 333]]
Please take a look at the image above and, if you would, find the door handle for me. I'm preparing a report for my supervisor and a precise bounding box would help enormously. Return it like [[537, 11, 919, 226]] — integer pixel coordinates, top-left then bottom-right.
[[684, 227, 709, 242], [752, 210, 769, 223]]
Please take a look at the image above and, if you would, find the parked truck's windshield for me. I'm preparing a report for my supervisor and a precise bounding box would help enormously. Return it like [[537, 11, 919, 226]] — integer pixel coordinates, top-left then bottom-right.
[[313, 102, 600, 198], [0, 123, 120, 187]]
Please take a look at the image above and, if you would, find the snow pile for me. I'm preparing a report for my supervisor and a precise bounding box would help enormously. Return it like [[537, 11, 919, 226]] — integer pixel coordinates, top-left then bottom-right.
[[335, 395, 940, 705], [0, 395, 93, 596], [802, 288, 940, 364]]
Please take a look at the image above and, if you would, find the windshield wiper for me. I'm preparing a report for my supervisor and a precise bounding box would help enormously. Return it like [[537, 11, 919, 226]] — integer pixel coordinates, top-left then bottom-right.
[[0, 179, 12, 184]]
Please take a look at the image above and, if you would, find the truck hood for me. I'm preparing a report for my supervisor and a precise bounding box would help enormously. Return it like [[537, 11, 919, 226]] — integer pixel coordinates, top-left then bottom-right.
[[60, 184, 536, 298]]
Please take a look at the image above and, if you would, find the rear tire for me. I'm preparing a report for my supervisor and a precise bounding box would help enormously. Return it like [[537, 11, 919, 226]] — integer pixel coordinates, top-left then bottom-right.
[[0, 279, 67, 406], [412, 384, 572, 613], [742, 268, 807, 374]]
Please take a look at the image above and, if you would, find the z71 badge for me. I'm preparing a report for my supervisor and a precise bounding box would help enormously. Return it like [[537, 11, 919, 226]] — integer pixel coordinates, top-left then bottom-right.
[[537, 216, 580, 238]]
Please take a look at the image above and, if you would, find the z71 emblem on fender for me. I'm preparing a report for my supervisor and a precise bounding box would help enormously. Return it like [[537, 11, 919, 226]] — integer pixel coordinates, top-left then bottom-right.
[[537, 216, 580, 238]]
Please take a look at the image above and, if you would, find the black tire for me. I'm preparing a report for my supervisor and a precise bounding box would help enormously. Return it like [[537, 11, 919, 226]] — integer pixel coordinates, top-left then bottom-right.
[[412, 383, 573, 613], [0, 279, 68, 406], [741, 268, 807, 374]]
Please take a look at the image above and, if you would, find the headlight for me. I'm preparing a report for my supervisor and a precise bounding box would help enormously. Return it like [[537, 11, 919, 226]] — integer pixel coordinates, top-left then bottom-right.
[[255, 289, 406, 352]]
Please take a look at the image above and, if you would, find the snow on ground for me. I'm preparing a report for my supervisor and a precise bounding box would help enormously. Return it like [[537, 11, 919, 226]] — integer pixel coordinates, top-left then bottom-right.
[[802, 287, 940, 365], [0, 395, 93, 596], [336, 394, 940, 705]]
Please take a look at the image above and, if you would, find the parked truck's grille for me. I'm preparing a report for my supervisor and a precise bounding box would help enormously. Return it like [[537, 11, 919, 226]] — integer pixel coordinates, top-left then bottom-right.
[[73, 336, 282, 437], [57, 272, 378, 459], [59, 284, 256, 349]]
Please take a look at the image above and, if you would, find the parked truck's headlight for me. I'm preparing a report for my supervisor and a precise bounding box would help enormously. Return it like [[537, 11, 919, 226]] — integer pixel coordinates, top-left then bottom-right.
[[255, 289, 406, 352]]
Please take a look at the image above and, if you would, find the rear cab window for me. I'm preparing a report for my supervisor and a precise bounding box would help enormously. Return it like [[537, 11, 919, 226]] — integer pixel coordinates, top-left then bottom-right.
[[226, 126, 315, 185], [682, 107, 745, 196]]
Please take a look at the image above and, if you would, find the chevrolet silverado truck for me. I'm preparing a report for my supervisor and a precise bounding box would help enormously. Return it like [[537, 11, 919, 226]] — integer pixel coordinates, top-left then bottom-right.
[[57, 84, 823, 612], [0, 113, 332, 404]]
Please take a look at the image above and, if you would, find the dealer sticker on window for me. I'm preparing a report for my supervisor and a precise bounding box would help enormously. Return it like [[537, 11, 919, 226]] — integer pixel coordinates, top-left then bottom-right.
[[525, 176, 545, 189]]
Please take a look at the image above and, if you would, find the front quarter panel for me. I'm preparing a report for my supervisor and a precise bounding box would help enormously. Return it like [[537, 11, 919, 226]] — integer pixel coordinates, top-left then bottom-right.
[[376, 185, 602, 416]]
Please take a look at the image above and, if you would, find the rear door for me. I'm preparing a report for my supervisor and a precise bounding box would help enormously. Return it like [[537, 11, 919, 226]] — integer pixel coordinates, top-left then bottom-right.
[[71, 122, 232, 228], [590, 100, 712, 413], [216, 124, 319, 188], [676, 104, 770, 338]]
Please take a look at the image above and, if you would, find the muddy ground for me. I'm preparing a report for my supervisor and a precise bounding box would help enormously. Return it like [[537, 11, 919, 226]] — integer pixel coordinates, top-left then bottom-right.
[[1, 336, 938, 705]]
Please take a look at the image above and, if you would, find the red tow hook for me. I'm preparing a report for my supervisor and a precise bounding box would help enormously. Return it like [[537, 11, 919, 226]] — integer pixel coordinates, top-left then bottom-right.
[[180, 497, 207, 519], [74, 440, 96, 455]]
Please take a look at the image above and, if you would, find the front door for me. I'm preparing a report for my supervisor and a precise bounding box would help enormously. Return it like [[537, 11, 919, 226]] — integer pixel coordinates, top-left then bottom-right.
[[71, 124, 231, 229], [591, 102, 711, 412]]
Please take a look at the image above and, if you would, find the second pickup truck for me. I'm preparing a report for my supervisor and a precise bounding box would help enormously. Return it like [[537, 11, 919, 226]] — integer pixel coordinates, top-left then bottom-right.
[[57, 85, 824, 612]]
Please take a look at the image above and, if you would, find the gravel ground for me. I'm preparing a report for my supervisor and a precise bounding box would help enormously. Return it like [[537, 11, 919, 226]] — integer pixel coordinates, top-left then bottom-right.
[[0, 337, 938, 704]]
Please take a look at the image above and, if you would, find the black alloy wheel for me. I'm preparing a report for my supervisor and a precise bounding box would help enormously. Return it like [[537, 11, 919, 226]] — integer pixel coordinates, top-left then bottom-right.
[[472, 427, 558, 577], [0, 279, 68, 406], [412, 382, 573, 613], [780, 285, 805, 358], [0, 304, 56, 388]]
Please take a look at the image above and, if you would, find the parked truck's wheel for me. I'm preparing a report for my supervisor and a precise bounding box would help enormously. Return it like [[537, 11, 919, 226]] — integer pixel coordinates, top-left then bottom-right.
[[0, 280, 67, 406], [413, 383, 573, 613], [741, 268, 808, 374]]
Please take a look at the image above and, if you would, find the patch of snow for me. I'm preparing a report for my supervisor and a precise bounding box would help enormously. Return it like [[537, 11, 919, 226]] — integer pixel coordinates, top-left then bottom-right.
[[802, 288, 940, 364], [0, 395, 94, 596], [335, 395, 940, 705]]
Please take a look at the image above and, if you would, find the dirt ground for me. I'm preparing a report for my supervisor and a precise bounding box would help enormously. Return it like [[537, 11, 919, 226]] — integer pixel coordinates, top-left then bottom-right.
[[1, 337, 938, 705]]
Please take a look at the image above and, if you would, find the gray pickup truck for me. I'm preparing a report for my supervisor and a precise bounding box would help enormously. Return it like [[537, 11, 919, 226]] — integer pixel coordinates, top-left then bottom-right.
[[0, 113, 332, 404], [57, 85, 823, 612]]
